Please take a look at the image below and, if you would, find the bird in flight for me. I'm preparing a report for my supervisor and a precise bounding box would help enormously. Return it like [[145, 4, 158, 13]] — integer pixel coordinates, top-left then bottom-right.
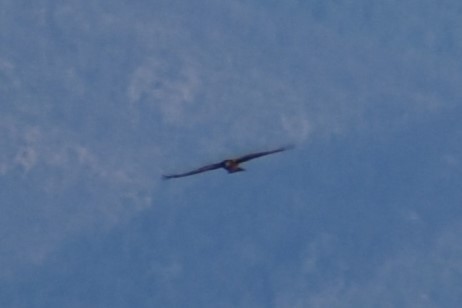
[[162, 145, 293, 180]]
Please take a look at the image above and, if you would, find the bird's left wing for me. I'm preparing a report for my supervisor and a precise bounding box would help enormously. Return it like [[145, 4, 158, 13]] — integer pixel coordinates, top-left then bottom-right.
[[235, 145, 294, 164], [162, 162, 223, 180]]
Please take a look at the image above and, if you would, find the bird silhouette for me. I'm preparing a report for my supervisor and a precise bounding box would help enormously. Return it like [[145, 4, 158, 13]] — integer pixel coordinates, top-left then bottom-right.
[[162, 145, 293, 180]]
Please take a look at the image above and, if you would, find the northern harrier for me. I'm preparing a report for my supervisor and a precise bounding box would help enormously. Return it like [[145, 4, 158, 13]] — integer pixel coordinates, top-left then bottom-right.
[[162, 145, 293, 180]]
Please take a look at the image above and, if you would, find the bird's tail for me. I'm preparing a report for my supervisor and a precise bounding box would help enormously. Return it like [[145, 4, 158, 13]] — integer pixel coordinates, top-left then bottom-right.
[[227, 167, 245, 173]]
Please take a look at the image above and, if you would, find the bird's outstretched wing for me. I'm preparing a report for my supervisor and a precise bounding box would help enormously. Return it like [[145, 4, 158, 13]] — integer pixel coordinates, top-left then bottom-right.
[[162, 162, 223, 180], [235, 145, 294, 164]]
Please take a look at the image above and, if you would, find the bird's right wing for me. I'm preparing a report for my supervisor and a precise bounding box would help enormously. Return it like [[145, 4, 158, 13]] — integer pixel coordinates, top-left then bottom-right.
[[162, 162, 223, 180], [235, 145, 294, 164]]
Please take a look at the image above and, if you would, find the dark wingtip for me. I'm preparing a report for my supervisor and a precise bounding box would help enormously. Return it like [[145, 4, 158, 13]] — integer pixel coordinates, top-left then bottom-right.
[[162, 175, 172, 180], [282, 144, 295, 151]]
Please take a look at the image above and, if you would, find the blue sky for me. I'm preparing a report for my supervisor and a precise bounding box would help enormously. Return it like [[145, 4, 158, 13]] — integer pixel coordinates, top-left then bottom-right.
[[1, 0, 462, 307]]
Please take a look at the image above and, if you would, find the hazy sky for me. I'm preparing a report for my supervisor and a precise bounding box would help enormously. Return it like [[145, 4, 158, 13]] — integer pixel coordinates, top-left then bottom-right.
[[1, 0, 462, 307]]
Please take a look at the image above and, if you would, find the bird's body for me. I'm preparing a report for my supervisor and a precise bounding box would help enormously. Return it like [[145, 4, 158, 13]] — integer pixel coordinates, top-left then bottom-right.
[[162, 145, 293, 180], [223, 159, 244, 173]]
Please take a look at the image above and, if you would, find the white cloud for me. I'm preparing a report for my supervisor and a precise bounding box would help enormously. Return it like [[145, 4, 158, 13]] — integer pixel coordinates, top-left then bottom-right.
[[281, 113, 312, 143], [128, 58, 201, 126], [276, 222, 462, 308], [0, 117, 156, 276]]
